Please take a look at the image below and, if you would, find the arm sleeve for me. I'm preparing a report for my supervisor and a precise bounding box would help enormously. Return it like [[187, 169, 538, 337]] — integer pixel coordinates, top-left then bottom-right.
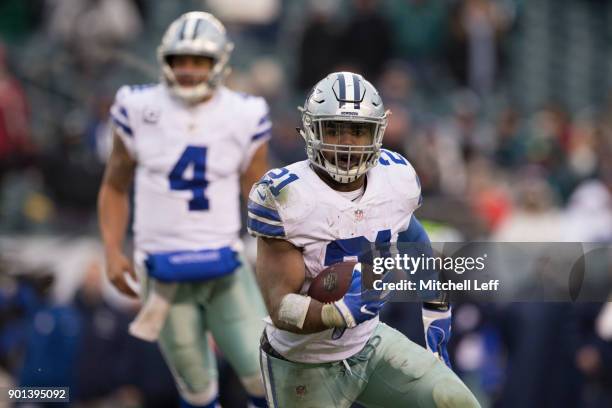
[[109, 86, 137, 159], [397, 215, 430, 245], [398, 216, 449, 306], [240, 97, 271, 173]]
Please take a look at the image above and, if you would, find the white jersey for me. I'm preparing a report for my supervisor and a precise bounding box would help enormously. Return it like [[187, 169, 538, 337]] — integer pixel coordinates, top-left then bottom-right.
[[110, 84, 270, 253], [248, 150, 422, 363]]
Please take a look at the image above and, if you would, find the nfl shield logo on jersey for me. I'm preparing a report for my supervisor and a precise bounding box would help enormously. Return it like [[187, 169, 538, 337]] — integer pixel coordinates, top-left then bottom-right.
[[354, 209, 364, 221], [143, 106, 161, 123]]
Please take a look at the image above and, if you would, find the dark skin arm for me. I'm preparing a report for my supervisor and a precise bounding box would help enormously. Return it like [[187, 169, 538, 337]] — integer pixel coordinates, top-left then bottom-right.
[[240, 142, 269, 199], [97, 132, 138, 297], [256, 237, 330, 334]]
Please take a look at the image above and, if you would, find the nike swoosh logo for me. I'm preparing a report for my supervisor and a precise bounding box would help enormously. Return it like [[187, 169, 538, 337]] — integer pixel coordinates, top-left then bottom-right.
[[257, 190, 266, 201], [360, 305, 376, 316]]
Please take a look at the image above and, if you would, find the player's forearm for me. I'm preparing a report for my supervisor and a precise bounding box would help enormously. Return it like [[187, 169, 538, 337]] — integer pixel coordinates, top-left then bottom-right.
[[98, 183, 130, 254]]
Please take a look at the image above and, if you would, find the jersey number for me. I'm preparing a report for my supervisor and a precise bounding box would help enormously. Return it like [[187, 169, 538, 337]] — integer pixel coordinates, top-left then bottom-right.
[[378, 149, 407, 166], [169, 146, 209, 211], [266, 167, 299, 196], [324, 230, 391, 266]]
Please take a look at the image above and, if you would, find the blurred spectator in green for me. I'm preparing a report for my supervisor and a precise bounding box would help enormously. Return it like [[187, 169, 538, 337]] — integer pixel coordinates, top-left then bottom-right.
[[525, 104, 579, 202], [385, 0, 449, 60], [0, 1, 42, 44], [494, 107, 527, 169], [384, 0, 451, 90]]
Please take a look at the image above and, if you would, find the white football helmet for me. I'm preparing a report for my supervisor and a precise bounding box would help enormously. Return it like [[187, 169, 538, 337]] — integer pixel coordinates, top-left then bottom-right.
[[299, 72, 389, 184], [157, 11, 233, 103]]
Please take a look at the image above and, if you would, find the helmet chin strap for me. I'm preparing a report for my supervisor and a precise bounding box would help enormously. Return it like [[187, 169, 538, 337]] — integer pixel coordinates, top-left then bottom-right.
[[172, 83, 212, 104], [322, 158, 368, 184], [161, 62, 224, 104]]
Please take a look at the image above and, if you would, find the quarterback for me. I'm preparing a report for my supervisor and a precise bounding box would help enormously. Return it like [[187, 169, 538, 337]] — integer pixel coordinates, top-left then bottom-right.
[[98, 12, 268, 408], [249, 72, 480, 407]]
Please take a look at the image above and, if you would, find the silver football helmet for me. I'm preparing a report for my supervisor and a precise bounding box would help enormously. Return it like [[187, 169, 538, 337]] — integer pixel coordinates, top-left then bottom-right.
[[157, 12, 234, 103], [299, 72, 389, 184]]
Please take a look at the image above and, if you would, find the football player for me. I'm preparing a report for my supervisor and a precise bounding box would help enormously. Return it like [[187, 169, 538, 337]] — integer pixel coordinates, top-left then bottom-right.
[[249, 72, 480, 407], [98, 12, 269, 408]]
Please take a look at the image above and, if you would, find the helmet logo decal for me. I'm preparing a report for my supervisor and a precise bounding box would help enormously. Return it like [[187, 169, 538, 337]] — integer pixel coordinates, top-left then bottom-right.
[[351, 73, 361, 110], [336, 72, 362, 109]]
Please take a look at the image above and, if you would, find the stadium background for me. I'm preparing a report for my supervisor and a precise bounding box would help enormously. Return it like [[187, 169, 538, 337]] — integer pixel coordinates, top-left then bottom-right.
[[1, 0, 611, 406]]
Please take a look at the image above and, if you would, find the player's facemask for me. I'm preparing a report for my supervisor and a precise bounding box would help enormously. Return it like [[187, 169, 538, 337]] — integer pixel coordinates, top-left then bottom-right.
[[309, 120, 380, 184], [300, 72, 389, 184], [164, 57, 212, 98]]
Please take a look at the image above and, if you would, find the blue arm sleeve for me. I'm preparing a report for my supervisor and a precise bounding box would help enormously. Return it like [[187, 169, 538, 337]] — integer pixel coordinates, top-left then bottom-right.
[[397, 215, 430, 244], [398, 216, 449, 306]]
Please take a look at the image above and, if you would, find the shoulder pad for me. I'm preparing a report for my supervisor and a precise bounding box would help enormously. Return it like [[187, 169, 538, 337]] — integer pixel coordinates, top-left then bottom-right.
[[110, 86, 136, 140], [231, 92, 270, 142], [248, 97, 271, 143], [247, 174, 286, 239], [377, 149, 422, 207], [247, 165, 313, 239]]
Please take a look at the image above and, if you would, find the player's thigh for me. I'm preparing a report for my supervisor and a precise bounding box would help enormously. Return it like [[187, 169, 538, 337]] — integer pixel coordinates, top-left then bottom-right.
[[205, 257, 267, 377], [260, 349, 359, 408], [158, 284, 217, 391], [357, 323, 480, 408]]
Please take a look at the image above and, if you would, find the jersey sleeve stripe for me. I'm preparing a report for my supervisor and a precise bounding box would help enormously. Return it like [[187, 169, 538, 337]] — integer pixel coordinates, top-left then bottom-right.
[[248, 212, 283, 226], [251, 127, 272, 141], [258, 113, 271, 125], [247, 217, 285, 237], [111, 115, 133, 137], [118, 106, 129, 119], [247, 200, 282, 222]]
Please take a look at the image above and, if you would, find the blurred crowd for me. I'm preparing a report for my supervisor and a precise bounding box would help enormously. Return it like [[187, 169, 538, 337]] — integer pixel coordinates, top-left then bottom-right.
[[1, 0, 611, 407]]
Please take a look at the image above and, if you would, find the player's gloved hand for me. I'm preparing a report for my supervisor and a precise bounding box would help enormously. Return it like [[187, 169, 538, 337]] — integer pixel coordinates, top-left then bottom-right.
[[422, 305, 452, 368], [322, 263, 388, 329]]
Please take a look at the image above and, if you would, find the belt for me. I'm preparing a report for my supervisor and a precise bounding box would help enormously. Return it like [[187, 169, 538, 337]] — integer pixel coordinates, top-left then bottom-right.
[[260, 330, 382, 368], [260, 330, 290, 362]]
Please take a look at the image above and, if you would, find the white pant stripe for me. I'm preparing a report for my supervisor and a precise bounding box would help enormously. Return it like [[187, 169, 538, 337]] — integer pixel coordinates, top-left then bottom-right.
[[259, 350, 276, 408]]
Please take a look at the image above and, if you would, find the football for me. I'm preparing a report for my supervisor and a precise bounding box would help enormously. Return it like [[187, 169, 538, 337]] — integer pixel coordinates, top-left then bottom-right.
[[307, 261, 356, 303]]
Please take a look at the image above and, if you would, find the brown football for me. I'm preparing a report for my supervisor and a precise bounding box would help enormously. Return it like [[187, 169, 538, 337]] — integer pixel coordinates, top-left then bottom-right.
[[307, 261, 356, 303]]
